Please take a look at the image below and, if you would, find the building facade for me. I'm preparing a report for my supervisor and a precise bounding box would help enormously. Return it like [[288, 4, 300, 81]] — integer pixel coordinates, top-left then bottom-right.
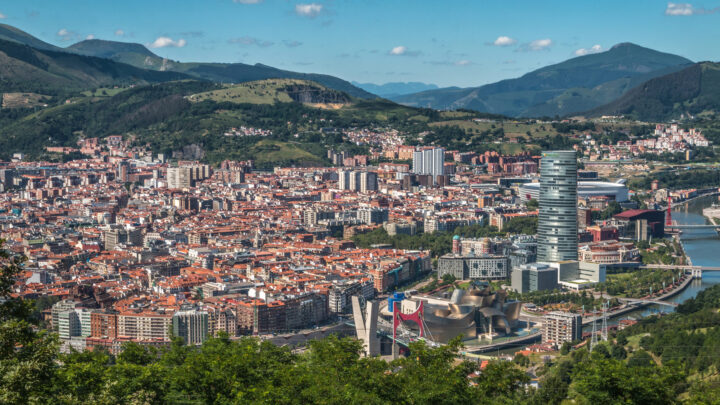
[[172, 308, 209, 345], [412, 147, 445, 182], [543, 311, 582, 346], [437, 254, 510, 280], [537, 150, 578, 262]]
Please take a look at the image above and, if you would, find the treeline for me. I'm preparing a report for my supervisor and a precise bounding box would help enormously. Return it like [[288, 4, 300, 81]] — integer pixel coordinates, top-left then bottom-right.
[[352, 225, 505, 258], [507, 288, 618, 309], [628, 168, 720, 191], [598, 268, 678, 297], [551, 122, 596, 133]]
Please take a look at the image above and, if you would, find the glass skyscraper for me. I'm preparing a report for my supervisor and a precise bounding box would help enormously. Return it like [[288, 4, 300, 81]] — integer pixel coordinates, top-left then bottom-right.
[[537, 150, 578, 262]]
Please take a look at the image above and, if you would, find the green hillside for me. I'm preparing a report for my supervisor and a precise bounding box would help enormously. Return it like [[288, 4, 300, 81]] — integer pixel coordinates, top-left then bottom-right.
[[588, 62, 720, 121], [0, 78, 406, 167], [67, 39, 164, 69], [188, 79, 352, 105], [0, 23, 63, 52], [0, 38, 190, 94], [392, 43, 692, 117], [64, 39, 377, 99]]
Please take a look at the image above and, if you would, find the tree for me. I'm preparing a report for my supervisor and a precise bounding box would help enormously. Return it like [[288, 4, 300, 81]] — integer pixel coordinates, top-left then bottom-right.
[[627, 350, 655, 368], [525, 198, 539, 210], [569, 352, 684, 404], [610, 344, 627, 360], [560, 341, 572, 355], [513, 353, 530, 367], [0, 240, 60, 404]]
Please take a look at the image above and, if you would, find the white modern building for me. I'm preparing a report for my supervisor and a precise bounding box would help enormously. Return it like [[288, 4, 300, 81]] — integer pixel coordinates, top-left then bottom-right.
[[520, 180, 629, 203], [412, 147, 445, 179]]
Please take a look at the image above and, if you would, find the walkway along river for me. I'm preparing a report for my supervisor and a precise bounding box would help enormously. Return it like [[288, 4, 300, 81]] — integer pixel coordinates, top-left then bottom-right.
[[585, 194, 720, 330]]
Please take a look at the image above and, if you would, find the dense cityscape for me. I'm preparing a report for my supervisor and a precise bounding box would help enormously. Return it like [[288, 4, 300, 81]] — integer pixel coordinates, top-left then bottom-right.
[[3, 1, 720, 403]]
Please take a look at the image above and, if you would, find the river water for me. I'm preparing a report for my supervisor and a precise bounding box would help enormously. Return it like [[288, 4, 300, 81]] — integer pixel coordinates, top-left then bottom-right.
[[591, 195, 720, 327]]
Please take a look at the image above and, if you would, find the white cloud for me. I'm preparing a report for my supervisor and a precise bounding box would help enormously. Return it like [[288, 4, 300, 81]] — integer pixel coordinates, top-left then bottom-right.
[[388, 46, 420, 57], [493, 36, 517, 46], [455, 60, 471, 66], [234, 0, 263, 3], [148, 37, 187, 48], [574, 44, 603, 56], [390, 46, 407, 55], [228, 36, 274, 47], [115, 29, 125, 36], [517, 38, 553, 52], [86, 34, 95, 40], [295, 3, 323, 18], [665, 2, 719, 15], [56, 28, 77, 41], [528, 38, 553, 51], [0, 12, 6, 19]]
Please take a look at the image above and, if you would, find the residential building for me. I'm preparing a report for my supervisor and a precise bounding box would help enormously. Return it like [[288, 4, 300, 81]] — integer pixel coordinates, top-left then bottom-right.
[[543, 311, 582, 346], [172, 307, 209, 345]]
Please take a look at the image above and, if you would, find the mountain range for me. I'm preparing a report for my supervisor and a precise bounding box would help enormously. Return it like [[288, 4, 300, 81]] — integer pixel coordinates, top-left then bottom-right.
[[0, 24, 375, 99], [350, 81, 439, 98], [0, 37, 189, 94], [1, 22, 719, 125], [588, 62, 720, 121], [392, 43, 693, 117]]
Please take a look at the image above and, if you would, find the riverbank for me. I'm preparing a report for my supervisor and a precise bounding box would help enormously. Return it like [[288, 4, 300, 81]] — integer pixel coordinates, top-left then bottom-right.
[[670, 191, 719, 209], [582, 273, 694, 325]]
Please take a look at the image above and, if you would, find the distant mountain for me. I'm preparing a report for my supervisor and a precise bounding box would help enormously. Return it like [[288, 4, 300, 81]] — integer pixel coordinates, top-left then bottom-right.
[[392, 43, 693, 117], [0, 38, 190, 94], [64, 38, 376, 99], [0, 23, 63, 52], [67, 39, 164, 69], [351, 81, 439, 98], [587, 62, 720, 121]]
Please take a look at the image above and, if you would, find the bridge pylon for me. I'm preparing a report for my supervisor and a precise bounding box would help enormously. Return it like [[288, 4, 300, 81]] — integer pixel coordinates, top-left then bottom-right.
[[692, 267, 702, 279]]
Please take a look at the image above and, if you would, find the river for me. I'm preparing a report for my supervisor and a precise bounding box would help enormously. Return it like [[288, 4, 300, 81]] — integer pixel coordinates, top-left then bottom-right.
[[590, 194, 720, 327]]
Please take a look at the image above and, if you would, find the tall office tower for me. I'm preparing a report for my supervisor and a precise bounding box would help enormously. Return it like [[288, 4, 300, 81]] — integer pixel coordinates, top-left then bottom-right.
[[537, 150, 578, 262], [412, 147, 445, 183]]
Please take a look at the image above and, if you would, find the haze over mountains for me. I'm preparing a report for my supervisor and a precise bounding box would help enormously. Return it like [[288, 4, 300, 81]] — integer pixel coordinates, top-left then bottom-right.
[[392, 43, 693, 117], [350, 82, 439, 98]]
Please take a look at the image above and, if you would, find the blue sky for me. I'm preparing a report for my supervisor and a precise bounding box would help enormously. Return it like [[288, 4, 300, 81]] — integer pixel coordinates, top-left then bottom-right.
[[0, 0, 718, 87]]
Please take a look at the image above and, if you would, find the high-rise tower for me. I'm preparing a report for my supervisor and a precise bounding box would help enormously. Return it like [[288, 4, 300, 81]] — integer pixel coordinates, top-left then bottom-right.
[[537, 150, 578, 262]]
